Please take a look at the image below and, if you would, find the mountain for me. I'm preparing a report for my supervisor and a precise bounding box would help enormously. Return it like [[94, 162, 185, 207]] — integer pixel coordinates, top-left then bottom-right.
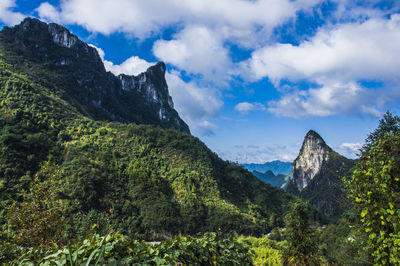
[[286, 130, 356, 220], [0, 17, 189, 133], [252, 170, 291, 189], [0, 18, 295, 239], [241, 160, 292, 175]]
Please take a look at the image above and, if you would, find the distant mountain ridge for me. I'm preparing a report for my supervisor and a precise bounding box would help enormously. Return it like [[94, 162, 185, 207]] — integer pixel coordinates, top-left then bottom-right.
[[241, 160, 292, 175], [251, 170, 291, 189]]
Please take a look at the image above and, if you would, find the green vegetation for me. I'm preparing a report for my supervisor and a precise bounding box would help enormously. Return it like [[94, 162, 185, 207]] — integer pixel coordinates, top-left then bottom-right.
[[239, 236, 284, 266], [317, 212, 372, 265], [346, 112, 400, 264], [2, 232, 253, 265], [282, 200, 319, 265]]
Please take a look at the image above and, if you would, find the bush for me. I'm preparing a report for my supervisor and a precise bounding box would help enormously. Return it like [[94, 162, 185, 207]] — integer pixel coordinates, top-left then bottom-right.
[[5, 232, 253, 265]]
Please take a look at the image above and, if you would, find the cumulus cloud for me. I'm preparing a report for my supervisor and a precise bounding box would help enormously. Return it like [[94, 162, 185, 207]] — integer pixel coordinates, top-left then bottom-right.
[[166, 71, 223, 136], [89, 44, 155, 76], [0, 0, 24, 25], [35, 2, 61, 23], [153, 25, 233, 84], [105, 56, 154, 76], [244, 15, 400, 118], [268, 81, 382, 118], [36, 0, 315, 38], [234, 102, 266, 114]]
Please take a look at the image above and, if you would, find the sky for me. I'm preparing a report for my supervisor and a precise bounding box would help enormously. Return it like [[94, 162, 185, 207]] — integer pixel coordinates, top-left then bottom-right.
[[1, 0, 400, 163]]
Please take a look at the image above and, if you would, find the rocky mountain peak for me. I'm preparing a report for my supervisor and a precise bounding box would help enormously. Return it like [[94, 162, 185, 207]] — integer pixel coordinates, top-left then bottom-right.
[[1, 18, 189, 133], [292, 130, 332, 191], [3, 17, 103, 68]]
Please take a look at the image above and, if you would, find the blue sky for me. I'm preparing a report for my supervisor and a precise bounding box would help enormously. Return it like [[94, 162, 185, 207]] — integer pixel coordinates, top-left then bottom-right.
[[1, 0, 400, 163]]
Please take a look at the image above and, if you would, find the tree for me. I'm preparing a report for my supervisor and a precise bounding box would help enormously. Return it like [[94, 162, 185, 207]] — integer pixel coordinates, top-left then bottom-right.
[[362, 111, 400, 153], [347, 112, 400, 264], [283, 200, 319, 265], [5, 161, 70, 248]]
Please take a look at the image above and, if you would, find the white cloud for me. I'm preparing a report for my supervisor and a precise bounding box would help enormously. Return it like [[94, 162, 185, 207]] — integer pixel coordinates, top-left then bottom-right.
[[244, 15, 400, 118], [0, 0, 24, 25], [166, 70, 223, 136], [268, 81, 382, 118], [89, 44, 154, 76], [105, 56, 154, 76], [153, 25, 232, 84], [36, 0, 316, 39], [234, 102, 266, 114], [245, 16, 400, 82], [35, 2, 61, 23]]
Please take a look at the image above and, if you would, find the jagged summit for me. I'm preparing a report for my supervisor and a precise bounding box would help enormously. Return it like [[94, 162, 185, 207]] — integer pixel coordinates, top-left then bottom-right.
[[287, 130, 356, 219], [305, 130, 325, 142], [1, 17, 190, 133], [293, 130, 331, 191]]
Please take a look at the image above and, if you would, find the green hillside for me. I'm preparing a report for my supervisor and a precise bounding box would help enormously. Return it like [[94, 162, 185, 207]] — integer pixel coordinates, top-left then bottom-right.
[[0, 19, 294, 242]]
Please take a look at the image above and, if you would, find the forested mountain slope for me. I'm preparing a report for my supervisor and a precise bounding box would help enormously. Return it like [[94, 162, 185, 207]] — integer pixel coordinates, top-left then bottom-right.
[[0, 18, 294, 239]]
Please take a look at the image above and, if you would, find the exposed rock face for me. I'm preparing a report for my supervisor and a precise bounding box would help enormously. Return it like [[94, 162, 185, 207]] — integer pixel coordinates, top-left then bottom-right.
[[293, 130, 331, 191], [48, 23, 78, 48], [1, 17, 190, 133], [287, 130, 356, 220]]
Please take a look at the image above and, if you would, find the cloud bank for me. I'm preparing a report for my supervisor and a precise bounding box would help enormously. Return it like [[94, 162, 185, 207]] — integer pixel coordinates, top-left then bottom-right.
[[244, 15, 400, 118]]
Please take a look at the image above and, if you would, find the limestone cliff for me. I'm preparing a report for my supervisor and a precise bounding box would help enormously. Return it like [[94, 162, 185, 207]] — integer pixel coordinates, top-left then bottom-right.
[[287, 130, 356, 220], [292, 130, 331, 191], [0, 17, 190, 133]]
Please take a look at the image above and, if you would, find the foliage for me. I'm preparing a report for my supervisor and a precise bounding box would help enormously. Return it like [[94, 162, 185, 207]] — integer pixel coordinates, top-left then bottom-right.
[[362, 111, 400, 153], [239, 235, 285, 266], [4, 161, 70, 249], [316, 211, 373, 265], [283, 200, 319, 265], [4, 232, 253, 265], [346, 113, 400, 265]]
